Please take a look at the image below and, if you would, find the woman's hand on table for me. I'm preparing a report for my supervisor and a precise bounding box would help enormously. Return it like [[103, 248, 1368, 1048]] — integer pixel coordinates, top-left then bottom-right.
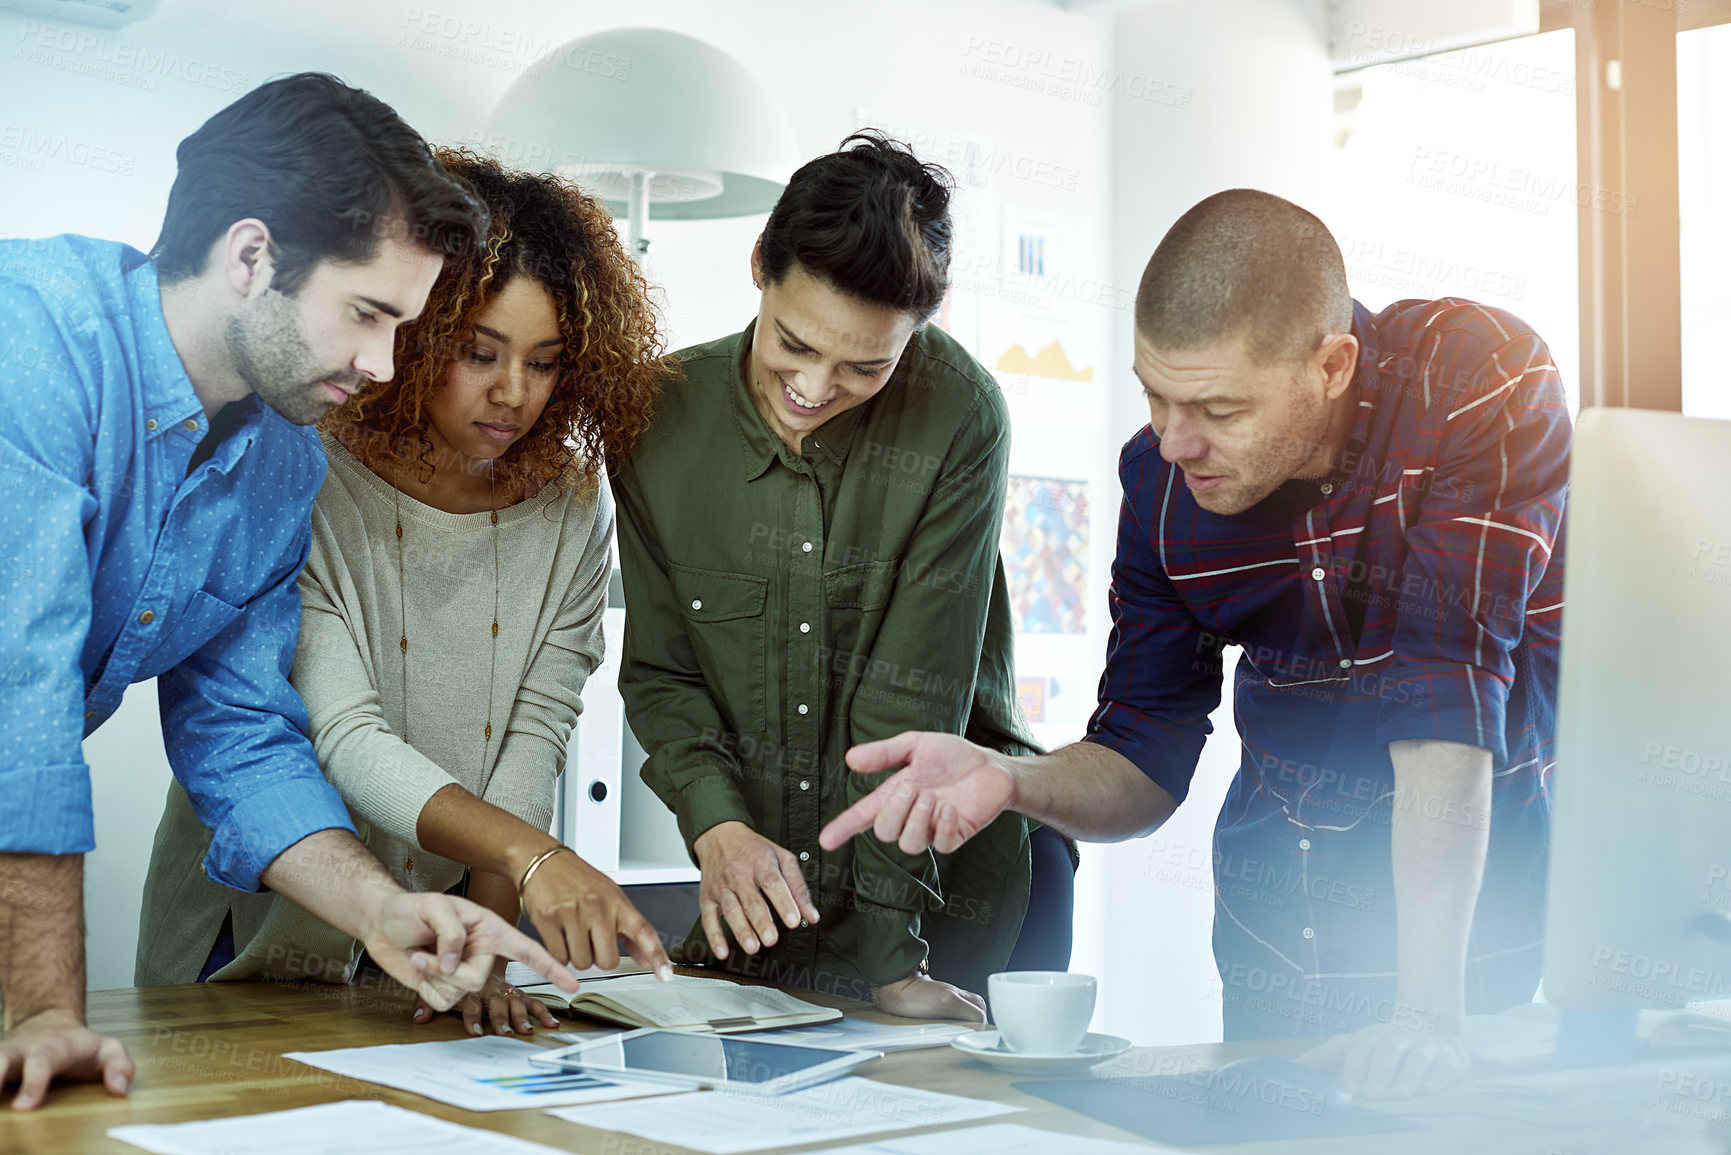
[[870, 971, 987, 1023], [518, 848, 673, 979], [0, 1008, 133, 1111], [692, 821, 822, 959], [412, 972, 558, 1037]]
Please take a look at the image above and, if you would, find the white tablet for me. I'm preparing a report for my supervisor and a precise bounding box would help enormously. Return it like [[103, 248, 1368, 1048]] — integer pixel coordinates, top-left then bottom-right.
[[529, 1028, 881, 1095]]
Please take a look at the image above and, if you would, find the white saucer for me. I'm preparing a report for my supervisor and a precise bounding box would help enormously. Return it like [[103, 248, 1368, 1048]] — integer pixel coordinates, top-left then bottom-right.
[[951, 1029, 1132, 1074]]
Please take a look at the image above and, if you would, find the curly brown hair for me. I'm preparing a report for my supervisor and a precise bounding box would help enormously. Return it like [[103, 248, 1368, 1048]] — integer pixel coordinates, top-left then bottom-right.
[[321, 146, 665, 498]]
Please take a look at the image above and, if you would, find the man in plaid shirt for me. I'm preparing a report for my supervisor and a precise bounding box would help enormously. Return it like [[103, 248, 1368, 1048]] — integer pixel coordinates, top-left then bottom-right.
[[823, 189, 1568, 1101]]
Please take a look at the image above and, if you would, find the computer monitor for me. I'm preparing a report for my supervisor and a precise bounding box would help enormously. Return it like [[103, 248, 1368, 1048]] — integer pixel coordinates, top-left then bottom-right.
[[1544, 407, 1731, 1018]]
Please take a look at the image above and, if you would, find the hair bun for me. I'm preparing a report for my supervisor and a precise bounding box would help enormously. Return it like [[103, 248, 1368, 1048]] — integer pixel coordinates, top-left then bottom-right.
[[760, 129, 956, 319]]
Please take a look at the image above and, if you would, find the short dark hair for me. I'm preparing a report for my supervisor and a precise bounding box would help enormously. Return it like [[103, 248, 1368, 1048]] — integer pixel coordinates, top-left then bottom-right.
[[152, 72, 487, 294], [758, 130, 954, 320], [1134, 189, 1352, 364]]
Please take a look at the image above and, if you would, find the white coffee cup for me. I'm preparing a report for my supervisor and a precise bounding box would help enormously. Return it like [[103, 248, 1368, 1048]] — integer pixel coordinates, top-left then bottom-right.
[[988, 971, 1097, 1054]]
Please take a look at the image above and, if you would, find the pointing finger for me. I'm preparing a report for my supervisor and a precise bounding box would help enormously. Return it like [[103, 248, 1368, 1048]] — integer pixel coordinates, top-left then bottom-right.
[[819, 792, 887, 851], [845, 732, 920, 774]]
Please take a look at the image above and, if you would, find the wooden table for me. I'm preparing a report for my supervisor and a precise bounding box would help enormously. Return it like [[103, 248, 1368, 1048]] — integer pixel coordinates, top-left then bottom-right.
[[5, 980, 1722, 1153]]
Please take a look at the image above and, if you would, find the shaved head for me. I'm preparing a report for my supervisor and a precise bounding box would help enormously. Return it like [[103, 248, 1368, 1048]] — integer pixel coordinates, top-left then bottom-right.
[[1134, 189, 1352, 364]]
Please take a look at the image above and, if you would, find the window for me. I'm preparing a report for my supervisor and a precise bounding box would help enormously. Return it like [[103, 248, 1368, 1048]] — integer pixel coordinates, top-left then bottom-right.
[[1678, 23, 1731, 418], [1325, 31, 1582, 412]]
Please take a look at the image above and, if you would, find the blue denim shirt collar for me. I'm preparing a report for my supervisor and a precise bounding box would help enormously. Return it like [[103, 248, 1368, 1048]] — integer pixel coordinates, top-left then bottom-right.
[[124, 251, 209, 446]]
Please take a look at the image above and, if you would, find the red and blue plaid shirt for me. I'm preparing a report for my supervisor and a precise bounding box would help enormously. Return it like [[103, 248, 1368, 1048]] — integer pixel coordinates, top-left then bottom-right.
[[1087, 298, 1569, 1036]]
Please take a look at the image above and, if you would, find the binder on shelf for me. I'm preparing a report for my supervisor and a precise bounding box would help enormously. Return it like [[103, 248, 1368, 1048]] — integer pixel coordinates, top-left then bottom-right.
[[567, 604, 624, 872]]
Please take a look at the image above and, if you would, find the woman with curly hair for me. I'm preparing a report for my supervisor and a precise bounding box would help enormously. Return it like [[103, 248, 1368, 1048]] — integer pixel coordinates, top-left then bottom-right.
[[136, 148, 672, 1034]]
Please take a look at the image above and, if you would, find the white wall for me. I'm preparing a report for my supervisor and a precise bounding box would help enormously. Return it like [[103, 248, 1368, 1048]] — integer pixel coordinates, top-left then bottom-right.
[[80, 683, 175, 990]]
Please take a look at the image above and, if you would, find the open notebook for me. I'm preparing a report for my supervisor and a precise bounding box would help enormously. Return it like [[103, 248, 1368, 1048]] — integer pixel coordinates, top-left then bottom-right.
[[509, 970, 842, 1035]]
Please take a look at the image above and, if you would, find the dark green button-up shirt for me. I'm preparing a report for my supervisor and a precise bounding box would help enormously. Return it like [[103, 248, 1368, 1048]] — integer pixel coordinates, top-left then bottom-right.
[[615, 320, 1036, 995]]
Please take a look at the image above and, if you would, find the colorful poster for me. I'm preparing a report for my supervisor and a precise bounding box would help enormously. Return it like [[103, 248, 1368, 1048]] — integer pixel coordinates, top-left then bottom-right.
[[1016, 675, 1049, 723], [1003, 476, 1090, 635]]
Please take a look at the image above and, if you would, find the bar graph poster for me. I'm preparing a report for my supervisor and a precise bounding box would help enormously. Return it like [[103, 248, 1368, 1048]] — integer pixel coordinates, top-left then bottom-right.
[[1003, 475, 1089, 635]]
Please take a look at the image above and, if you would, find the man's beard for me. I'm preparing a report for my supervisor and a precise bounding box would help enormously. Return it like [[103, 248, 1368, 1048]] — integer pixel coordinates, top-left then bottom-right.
[[225, 291, 360, 426], [1197, 393, 1335, 516]]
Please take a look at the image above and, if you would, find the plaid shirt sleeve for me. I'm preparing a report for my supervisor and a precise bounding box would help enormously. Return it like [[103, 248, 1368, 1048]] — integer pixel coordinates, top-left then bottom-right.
[[1084, 440, 1223, 805], [1373, 305, 1571, 761]]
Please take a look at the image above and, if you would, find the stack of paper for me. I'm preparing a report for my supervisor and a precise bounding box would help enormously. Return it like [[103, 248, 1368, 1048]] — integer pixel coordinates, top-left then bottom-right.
[[546, 1075, 1019, 1154], [803, 1123, 1175, 1154], [111, 1100, 570, 1155], [283, 1036, 672, 1111]]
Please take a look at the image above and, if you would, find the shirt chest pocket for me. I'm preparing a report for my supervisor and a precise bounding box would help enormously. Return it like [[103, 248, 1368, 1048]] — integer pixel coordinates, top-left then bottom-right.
[[142, 588, 245, 677], [824, 559, 897, 612], [823, 559, 898, 677], [670, 563, 768, 735], [823, 557, 897, 642]]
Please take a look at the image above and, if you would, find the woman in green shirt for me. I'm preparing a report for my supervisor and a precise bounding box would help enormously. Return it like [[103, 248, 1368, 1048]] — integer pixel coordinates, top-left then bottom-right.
[[615, 132, 1069, 1021]]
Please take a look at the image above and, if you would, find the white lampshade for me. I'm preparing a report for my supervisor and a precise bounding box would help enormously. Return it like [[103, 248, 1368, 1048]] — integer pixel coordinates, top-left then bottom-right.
[[485, 27, 799, 225]]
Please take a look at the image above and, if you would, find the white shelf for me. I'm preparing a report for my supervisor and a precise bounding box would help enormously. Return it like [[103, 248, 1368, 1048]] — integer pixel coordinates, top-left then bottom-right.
[[611, 859, 700, 886], [568, 564, 704, 891]]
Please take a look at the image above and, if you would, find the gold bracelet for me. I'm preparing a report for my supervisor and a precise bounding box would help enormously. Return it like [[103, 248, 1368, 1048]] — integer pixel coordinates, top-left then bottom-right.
[[516, 845, 573, 906]]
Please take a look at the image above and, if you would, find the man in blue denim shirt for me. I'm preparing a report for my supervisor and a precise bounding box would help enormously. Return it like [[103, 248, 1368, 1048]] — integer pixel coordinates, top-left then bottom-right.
[[0, 73, 576, 1111]]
